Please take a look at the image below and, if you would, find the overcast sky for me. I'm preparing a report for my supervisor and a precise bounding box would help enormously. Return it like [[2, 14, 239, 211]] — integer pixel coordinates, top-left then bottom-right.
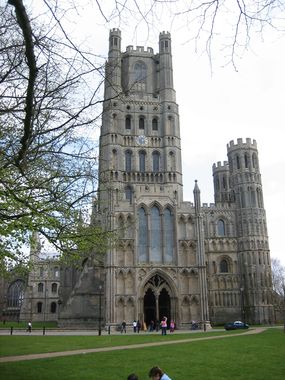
[[176, 36, 285, 267], [30, 0, 285, 266]]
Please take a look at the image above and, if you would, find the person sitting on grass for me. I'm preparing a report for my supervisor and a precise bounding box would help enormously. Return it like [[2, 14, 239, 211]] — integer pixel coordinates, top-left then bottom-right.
[[148, 366, 172, 380], [127, 374, 138, 380]]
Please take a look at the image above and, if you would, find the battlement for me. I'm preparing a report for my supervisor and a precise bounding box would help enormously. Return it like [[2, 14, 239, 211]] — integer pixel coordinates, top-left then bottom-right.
[[212, 161, 229, 172], [227, 138, 257, 152], [125, 45, 154, 54], [159, 31, 171, 38], [202, 203, 216, 208], [110, 28, 121, 36]]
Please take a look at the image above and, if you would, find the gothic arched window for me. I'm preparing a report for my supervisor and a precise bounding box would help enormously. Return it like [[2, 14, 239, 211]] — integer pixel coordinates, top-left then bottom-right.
[[164, 208, 174, 263], [244, 153, 249, 168], [220, 259, 229, 273], [37, 302, 43, 313], [125, 115, 131, 129], [50, 302, 57, 313], [7, 280, 25, 308], [252, 153, 258, 169], [139, 150, 146, 172], [138, 205, 175, 264], [51, 283, 58, 293], [125, 186, 132, 203], [150, 206, 162, 262], [125, 150, 132, 171], [236, 155, 240, 169], [152, 151, 160, 172], [152, 118, 158, 131], [217, 219, 225, 236], [54, 267, 59, 278], [134, 62, 147, 82], [138, 207, 148, 262], [139, 116, 145, 130], [38, 283, 44, 293]]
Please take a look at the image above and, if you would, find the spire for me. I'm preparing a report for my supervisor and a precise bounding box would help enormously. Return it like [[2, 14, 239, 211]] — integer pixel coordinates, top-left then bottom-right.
[[193, 180, 201, 214]]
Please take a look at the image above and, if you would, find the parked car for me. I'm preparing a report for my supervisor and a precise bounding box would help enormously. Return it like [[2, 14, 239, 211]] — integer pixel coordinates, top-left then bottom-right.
[[224, 321, 249, 330]]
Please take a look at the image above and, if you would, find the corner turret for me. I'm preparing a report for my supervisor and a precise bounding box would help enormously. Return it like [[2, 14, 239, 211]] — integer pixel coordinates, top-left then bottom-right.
[[212, 161, 233, 205], [104, 28, 122, 100], [159, 31, 175, 101]]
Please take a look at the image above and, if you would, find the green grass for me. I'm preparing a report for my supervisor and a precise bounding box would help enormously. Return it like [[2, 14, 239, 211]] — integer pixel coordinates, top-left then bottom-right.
[[0, 329, 284, 380], [0, 330, 234, 356]]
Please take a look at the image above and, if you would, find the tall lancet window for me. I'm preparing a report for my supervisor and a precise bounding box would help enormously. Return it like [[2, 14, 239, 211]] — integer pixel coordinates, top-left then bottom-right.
[[217, 219, 225, 236], [138, 207, 148, 262], [164, 208, 174, 263], [138, 205, 175, 263], [125, 150, 132, 171], [134, 62, 147, 82], [139, 150, 146, 172], [152, 151, 160, 172], [150, 206, 161, 262]]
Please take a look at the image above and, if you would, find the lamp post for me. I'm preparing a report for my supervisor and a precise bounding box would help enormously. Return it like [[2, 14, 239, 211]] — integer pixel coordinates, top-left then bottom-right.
[[98, 285, 102, 336], [43, 279, 47, 335], [240, 287, 245, 323], [57, 299, 62, 322]]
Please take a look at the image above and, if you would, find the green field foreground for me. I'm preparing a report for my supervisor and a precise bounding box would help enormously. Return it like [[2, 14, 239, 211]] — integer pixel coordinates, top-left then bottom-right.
[[0, 328, 284, 380]]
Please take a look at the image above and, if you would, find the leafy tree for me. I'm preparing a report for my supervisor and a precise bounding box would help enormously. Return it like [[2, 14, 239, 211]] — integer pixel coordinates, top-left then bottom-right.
[[0, 0, 107, 270]]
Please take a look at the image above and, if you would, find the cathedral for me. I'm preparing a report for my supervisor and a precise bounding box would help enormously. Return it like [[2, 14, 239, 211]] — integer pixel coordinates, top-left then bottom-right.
[[4, 29, 274, 328]]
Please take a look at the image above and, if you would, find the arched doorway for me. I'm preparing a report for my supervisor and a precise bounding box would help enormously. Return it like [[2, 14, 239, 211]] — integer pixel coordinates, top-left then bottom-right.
[[144, 288, 156, 324], [159, 288, 170, 321], [143, 274, 172, 327]]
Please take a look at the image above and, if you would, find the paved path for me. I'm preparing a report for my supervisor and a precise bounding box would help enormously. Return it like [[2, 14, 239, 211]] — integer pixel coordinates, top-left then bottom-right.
[[0, 327, 266, 363]]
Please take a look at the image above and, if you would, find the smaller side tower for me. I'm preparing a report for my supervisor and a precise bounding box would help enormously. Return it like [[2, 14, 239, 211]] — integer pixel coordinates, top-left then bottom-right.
[[159, 31, 175, 102], [104, 28, 122, 101], [227, 138, 273, 324], [212, 161, 232, 205]]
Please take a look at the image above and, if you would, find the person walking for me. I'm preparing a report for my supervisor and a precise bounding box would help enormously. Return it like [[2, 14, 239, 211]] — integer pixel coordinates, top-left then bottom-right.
[[148, 366, 172, 380], [136, 320, 141, 333], [133, 320, 137, 333], [27, 321, 32, 333], [121, 320, 127, 333], [161, 317, 167, 335], [170, 320, 175, 333]]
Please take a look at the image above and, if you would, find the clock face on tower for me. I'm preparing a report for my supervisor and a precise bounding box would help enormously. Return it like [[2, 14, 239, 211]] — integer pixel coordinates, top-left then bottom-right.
[[136, 135, 148, 146]]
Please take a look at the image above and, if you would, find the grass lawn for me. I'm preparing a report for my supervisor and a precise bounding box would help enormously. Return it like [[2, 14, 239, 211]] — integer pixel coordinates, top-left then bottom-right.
[[0, 328, 284, 380], [0, 330, 234, 357]]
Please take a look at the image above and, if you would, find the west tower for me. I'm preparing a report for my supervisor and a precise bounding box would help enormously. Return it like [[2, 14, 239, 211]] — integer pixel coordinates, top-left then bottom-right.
[[97, 29, 201, 329]]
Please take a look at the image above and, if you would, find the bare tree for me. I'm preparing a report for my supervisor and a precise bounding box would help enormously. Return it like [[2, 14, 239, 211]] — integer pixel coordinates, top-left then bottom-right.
[[271, 258, 285, 296], [271, 258, 285, 329], [94, 0, 285, 69], [0, 0, 108, 270]]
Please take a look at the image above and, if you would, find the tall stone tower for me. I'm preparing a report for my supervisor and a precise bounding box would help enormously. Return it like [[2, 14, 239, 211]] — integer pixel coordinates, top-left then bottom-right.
[[97, 29, 205, 329], [226, 138, 272, 323]]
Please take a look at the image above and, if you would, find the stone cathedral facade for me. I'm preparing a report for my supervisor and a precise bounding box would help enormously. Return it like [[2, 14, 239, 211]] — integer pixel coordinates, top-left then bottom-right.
[[8, 29, 274, 328], [88, 28, 273, 328]]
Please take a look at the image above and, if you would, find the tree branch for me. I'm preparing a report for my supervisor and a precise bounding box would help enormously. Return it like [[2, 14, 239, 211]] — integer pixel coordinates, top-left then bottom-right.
[[8, 0, 38, 165]]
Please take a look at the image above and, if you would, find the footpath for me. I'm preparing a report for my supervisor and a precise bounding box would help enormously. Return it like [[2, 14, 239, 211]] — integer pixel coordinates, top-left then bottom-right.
[[0, 327, 266, 363]]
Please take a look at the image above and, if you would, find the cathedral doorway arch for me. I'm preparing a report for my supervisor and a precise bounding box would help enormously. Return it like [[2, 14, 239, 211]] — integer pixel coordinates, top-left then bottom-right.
[[142, 274, 174, 327]]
